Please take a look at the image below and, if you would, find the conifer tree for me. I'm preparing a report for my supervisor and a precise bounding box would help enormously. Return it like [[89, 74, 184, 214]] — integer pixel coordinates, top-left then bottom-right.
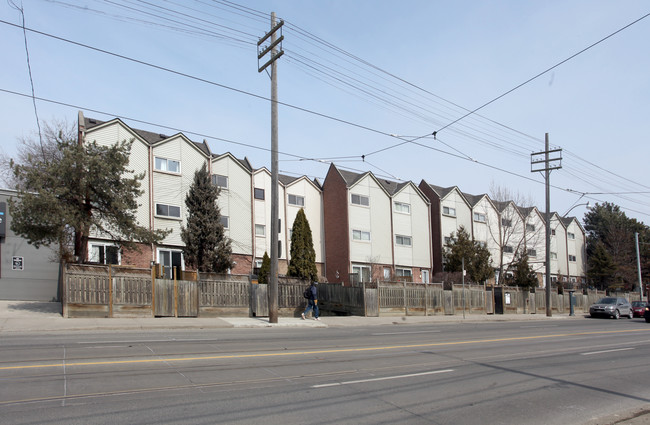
[[507, 253, 538, 289], [444, 225, 493, 283], [258, 251, 270, 284], [287, 208, 318, 281], [181, 164, 233, 273]]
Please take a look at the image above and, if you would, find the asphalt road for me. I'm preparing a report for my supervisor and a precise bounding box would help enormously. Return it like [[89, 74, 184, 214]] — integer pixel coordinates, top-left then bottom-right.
[[1, 318, 649, 424]]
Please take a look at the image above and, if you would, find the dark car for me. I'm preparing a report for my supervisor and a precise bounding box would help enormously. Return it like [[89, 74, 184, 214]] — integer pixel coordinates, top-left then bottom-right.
[[631, 301, 648, 318], [589, 297, 633, 319], [645, 304, 650, 323]]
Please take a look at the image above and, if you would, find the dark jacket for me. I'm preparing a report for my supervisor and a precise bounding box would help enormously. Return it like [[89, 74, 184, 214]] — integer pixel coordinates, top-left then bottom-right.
[[309, 284, 318, 301]]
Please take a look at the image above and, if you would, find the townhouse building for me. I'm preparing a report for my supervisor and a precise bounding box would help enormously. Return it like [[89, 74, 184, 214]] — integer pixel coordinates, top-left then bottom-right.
[[79, 112, 325, 277], [323, 164, 431, 285], [75, 112, 586, 287]]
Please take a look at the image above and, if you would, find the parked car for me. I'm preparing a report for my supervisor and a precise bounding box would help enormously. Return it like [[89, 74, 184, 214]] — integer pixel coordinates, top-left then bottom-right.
[[631, 301, 648, 318], [645, 304, 650, 323], [589, 297, 633, 319]]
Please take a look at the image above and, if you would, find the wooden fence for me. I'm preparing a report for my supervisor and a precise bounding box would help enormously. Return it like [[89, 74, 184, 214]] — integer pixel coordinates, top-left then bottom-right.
[[62, 264, 643, 318]]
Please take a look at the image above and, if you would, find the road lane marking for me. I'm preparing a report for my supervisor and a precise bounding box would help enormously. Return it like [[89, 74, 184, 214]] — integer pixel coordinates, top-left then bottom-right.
[[372, 330, 442, 336], [581, 347, 635, 356], [312, 369, 454, 388], [1, 328, 648, 371]]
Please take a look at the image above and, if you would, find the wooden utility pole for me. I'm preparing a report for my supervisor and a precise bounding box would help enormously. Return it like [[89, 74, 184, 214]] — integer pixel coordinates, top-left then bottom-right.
[[531, 134, 562, 317], [258, 13, 284, 323]]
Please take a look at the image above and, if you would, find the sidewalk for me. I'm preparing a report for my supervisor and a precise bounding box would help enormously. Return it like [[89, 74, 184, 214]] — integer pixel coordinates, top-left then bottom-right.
[[0, 300, 582, 333]]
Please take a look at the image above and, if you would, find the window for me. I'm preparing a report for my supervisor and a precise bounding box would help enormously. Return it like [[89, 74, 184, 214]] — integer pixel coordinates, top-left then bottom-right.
[[396, 235, 412, 246], [501, 218, 512, 227], [254, 188, 265, 200], [443, 206, 456, 217], [474, 212, 486, 223], [570, 277, 577, 283], [527, 249, 537, 257], [503, 245, 514, 253], [90, 244, 119, 265], [394, 202, 410, 214], [444, 237, 453, 245], [396, 268, 412, 278], [551, 229, 556, 236], [551, 252, 558, 260], [569, 255, 577, 262], [255, 224, 266, 236], [220, 216, 229, 229], [526, 223, 535, 232], [383, 267, 391, 280], [351, 194, 369, 206], [158, 249, 182, 279], [154, 157, 180, 173], [352, 230, 371, 241], [351, 265, 371, 284], [288, 194, 305, 206], [212, 174, 228, 189], [156, 203, 181, 218], [568, 232, 575, 240]]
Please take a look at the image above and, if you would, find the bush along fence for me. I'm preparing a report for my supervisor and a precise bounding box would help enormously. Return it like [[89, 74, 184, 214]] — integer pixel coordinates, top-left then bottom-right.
[[62, 264, 642, 318]]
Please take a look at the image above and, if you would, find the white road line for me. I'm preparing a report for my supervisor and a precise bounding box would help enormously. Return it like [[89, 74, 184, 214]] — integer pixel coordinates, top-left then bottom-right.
[[312, 369, 454, 388], [76, 339, 216, 344], [581, 347, 635, 356], [372, 330, 442, 336]]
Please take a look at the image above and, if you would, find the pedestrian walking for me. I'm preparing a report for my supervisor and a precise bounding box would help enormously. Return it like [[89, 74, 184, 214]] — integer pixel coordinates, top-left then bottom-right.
[[301, 281, 320, 320]]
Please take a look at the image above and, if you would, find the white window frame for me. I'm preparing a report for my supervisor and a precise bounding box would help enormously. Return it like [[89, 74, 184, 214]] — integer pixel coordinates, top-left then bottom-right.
[[396, 268, 412, 277], [351, 193, 369, 206], [352, 265, 371, 283], [527, 249, 537, 257], [501, 218, 512, 227], [220, 216, 229, 229], [155, 203, 181, 219], [443, 206, 456, 217], [154, 157, 180, 174], [157, 248, 183, 279], [288, 194, 305, 207], [568, 232, 576, 240], [569, 254, 577, 262], [212, 174, 228, 190], [526, 223, 535, 232], [254, 188, 265, 200], [550, 252, 558, 260], [395, 235, 412, 246], [503, 245, 514, 253], [89, 243, 120, 265], [473, 212, 486, 223], [394, 201, 410, 214], [352, 229, 371, 241], [255, 224, 266, 236]]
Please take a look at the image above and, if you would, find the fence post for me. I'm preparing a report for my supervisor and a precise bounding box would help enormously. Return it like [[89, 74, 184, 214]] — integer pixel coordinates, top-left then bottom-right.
[[108, 265, 113, 318], [425, 282, 428, 317], [174, 267, 178, 318], [403, 280, 408, 316], [151, 265, 156, 317]]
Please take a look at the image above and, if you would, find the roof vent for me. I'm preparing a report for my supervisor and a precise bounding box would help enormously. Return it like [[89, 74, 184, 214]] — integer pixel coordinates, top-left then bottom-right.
[[159, 134, 167, 139]]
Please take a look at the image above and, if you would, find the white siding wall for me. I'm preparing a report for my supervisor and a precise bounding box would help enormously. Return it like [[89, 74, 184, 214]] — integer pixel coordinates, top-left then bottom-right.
[[526, 211, 546, 273], [392, 185, 431, 269], [473, 198, 501, 265], [285, 179, 324, 263], [348, 176, 391, 265], [152, 136, 208, 246], [440, 190, 471, 244], [212, 155, 252, 256], [253, 171, 286, 260], [84, 122, 150, 238], [566, 220, 585, 278]]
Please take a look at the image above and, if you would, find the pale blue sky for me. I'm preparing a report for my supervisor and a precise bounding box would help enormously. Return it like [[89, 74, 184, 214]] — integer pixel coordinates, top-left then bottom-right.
[[1, 1, 649, 223]]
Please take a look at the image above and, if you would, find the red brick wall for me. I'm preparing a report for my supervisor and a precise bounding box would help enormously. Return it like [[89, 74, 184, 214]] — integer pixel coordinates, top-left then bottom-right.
[[323, 164, 350, 285], [121, 244, 154, 268]]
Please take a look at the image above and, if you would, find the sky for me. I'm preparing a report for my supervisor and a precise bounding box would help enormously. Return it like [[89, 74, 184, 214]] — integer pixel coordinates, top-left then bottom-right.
[[1, 0, 649, 225]]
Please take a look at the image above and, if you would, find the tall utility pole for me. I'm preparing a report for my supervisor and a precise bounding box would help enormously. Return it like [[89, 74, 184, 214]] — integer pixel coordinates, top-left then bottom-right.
[[635, 232, 644, 299], [531, 134, 562, 317], [258, 13, 284, 323]]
